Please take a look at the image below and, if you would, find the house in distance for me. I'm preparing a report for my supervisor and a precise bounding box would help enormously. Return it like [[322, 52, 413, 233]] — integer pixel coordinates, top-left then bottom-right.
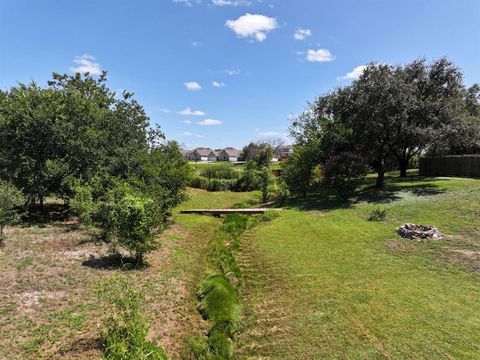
[[182, 146, 293, 163]]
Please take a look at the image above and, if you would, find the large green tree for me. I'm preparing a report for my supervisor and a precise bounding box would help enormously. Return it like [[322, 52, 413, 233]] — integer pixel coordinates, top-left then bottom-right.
[[0, 72, 151, 205], [290, 58, 479, 187]]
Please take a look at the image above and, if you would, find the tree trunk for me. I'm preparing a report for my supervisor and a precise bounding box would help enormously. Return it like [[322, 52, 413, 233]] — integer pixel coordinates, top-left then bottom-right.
[[376, 157, 385, 188], [399, 158, 408, 177]]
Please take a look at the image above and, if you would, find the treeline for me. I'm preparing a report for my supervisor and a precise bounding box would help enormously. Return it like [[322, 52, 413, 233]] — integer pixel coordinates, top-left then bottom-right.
[[0, 72, 191, 261], [283, 58, 480, 198]]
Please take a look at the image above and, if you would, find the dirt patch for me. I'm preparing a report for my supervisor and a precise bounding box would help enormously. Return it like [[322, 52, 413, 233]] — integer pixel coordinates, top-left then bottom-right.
[[385, 239, 416, 255], [16, 290, 67, 313], [308, 210, 329, 217], [436, 248, 480, 274]]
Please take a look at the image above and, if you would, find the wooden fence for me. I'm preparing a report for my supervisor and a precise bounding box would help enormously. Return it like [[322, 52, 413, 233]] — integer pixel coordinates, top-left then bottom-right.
[[419, 155, 480, 178]]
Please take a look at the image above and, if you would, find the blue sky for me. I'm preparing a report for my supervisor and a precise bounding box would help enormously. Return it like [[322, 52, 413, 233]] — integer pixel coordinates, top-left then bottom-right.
[[1, 0, 479, 149]]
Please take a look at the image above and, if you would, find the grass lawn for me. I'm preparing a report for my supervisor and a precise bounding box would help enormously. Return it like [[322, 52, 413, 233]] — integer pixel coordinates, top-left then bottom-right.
[[236, 173, 480, 359], [1, 175, 479, 359]]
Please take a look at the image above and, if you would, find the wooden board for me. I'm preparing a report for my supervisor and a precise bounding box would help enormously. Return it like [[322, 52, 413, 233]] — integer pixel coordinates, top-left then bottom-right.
[[180, 208, 271, 215]]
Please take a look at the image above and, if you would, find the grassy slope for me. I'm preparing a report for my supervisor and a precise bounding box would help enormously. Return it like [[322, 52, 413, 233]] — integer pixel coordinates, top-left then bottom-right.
[[237, 175, 480, 359]]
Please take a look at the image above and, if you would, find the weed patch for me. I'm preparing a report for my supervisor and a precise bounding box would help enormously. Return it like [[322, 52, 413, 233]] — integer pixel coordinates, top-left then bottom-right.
[[97, 275, 167, 360]]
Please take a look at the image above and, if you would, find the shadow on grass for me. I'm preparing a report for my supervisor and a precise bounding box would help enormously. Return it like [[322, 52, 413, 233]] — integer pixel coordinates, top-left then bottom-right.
[[276, 175, 447, 212], [82, 253, 146, 271], [21, 202, 70, 226]]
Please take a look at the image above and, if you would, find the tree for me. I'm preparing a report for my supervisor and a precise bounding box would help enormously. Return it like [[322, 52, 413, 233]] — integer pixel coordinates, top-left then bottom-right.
[[290, 58, 478, 187], [323, 152, 369, 199], [0, 182, 24, 240], [0, 72, 152, 206], [240, 141, 273, 165], [282, 143, 320, 198]]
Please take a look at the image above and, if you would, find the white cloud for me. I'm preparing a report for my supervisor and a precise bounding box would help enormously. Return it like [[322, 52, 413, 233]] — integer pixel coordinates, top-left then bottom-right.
[[179, 107, 206, 116], [70, 54, 103, 75], [157, 108, 171, 113], [306, 49, 335, 63], [226, 13, 278, 42], [192, 41, 202, 47], [198, 118, 223, 126], [181, 120, 192, 124], [184, 81, 202, 91], [223, 68, 240, 76], [179, 131, 204, 138], [294, 28, 312, 41], [212, 81, 225, 88], [212, 0, 250, 6], [338, 65, 367, 80], [173, 0, 193, 6]]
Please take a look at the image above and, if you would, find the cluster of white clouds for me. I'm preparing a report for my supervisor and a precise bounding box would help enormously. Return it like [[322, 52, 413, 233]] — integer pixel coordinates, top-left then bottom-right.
[[72, 4, 369, 143]]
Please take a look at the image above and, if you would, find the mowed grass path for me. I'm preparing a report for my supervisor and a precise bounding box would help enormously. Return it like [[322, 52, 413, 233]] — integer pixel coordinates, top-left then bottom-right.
[[237, 175, 480, 359]]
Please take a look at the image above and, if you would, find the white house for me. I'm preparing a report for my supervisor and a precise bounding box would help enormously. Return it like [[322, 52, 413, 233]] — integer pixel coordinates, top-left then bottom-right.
[[218, 147, 241, 162], [188, 147, 217, 162]]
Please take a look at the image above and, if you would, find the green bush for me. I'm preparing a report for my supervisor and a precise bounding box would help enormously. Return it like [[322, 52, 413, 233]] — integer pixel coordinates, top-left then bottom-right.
[[200, 164, 240, 180], [234, 161, 262, 192], [368, 207, 388, 222], [102, 193, 158, 264], [70, 184, 96, 226], [323, 152, 369, 199], [276, 179, 291, 205], [190, 177, 237, 192], [260, 167, 271, 203], [0, 181, 24, 240], [258, 210, 280, 223], [97, 276, 166, 360]]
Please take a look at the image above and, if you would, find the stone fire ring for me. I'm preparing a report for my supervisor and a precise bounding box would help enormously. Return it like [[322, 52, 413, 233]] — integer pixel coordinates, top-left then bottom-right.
[[397, 224, 445, 240]]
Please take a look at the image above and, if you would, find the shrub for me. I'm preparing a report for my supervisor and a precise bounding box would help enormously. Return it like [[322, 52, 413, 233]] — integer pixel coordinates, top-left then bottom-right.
[[323, 152, 369, 199], [102, 193, 158, 265], [221, 214, 249, 239], [258, 210, 280, 223], [260, 167, 271, 203], [190, 176, 237, 192], [70, 184, 96, 226], [368, 207, 388, 222], [0, 181, 24, 240], [234, 161, 262, 192], [97, 275, 166, 360], [200, 164, 240, 180], [276, 179, 291, 205]]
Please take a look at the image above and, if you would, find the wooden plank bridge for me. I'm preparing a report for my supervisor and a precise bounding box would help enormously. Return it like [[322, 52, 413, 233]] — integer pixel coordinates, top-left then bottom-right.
[[180, 208, 271, 215]]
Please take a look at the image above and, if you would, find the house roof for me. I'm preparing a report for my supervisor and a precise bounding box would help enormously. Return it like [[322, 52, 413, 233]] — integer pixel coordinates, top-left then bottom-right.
[[180, 149, 192, 156], [222, 147, 241, 157], [194, 147, 215, 156]]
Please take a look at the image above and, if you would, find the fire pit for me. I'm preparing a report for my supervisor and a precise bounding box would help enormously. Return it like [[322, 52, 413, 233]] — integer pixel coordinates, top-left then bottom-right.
[[397, 224, 445, 240]]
